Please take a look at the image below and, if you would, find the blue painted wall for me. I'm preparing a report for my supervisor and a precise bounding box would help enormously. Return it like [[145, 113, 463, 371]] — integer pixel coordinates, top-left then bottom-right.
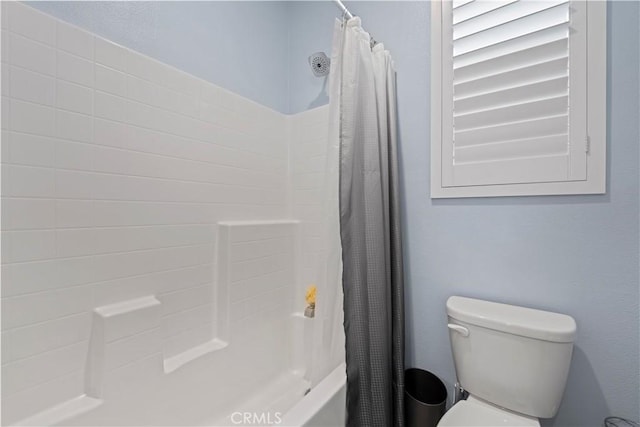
[[28, 1, 291, 113], [287, 1, 639, 425], [25, 1, 640, 424]]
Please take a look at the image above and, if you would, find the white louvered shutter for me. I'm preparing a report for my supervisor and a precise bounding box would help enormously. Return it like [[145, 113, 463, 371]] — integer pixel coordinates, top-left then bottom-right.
[[440, 0, 588, 187]]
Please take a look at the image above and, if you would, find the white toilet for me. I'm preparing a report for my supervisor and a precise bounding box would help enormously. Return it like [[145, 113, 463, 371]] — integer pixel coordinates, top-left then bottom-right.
[[437, 296, 577, 427]]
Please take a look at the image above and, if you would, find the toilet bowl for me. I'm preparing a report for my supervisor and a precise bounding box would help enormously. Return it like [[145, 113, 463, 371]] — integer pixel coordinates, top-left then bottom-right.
[[437, 296, 577, 427]]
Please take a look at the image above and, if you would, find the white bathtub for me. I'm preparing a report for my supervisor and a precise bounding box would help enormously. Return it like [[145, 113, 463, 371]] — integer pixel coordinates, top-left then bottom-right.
[[15, 320, 345, 427], [280, 363, 346, 427]]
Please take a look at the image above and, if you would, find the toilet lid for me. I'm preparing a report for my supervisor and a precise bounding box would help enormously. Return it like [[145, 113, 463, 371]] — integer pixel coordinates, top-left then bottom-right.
[[437, 396, 540, 427]]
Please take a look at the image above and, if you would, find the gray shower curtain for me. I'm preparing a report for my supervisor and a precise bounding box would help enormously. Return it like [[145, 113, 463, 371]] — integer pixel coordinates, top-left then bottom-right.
[[332, 17, 405, 427]]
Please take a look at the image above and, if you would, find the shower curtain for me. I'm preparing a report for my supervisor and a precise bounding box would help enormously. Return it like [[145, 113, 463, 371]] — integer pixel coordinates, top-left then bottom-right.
[[329, 17, 405, 427]]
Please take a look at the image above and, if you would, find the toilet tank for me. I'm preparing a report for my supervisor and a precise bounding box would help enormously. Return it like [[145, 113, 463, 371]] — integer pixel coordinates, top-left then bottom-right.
[[447, 296, 576, 419]]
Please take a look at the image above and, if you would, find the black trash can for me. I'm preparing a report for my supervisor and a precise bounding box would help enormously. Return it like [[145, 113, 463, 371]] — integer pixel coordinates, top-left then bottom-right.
[[405, 368, 447, 427]]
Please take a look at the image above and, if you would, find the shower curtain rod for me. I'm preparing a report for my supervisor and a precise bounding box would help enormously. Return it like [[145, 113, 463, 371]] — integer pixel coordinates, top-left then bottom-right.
[[333, 0, 354, 20], [333, 0, 378, 46]]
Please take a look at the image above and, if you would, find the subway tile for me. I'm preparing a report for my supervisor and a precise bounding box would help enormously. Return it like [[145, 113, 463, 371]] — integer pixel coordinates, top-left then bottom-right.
[[92, 244, 213, 283], [4, 229, 56, 263], [104, 327, 162, 371], [1, 341, 87, 395], [1, 96, 10, 130], [1, 29, 9, 63], [9, 132, 56, 167], [199, 83, 223, 106], [2, 260, 57, 297], [92, 274, 157, 308], [55, 256, 96, 289], [57, 80, 93, 115], [56, 110, 92, 143], [93, 118, 129, 148], [86, 225, 214, 255], [56, 228, 99, 258], [95, 37, 127, 72], [1, 2, 9, 30], [230, 236, 292, 262], [56, 169, 95, 199], [2, 198, 55, 230], [8, 3, 56, 46], [95, 64, 127, 97], [2, 61, 10, 96], [56, 200, 95, 228], [91, 200, 211, 227], [56, 21, 93, 59], [56, 140, 96, 171], [2, 132, 11, 163], [126, 74, 160, 107], [9, 33, 55, 76], [230, 268, 293, 303], [161, 304, 211, 337], [3, 164, 55, 198], [94, 91, 126, 122], [1, 285, 92, 330], [229, 223, 294, 242], [98, 297, 161, 343], [10, 99, 55, 136], [57, 51, 93, 87], [160, 65, 200, 99], [9, 66, 55, 106], [230, 252, 289, 283], [162, 323, 211, 359], [154, 264, 213, 294], [125, 49, 159, 82], [158, 284, 212, 316], [102, 353, 162, 400], [1, 312, 90, 363], [127, 51, 199, 99]]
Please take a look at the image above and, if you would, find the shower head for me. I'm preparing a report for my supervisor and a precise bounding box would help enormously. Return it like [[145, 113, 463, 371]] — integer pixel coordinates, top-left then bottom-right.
[[309, 52, 330, 77]]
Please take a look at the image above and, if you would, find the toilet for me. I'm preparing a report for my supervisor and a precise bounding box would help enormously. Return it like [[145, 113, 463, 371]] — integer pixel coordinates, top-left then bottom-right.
[[437, 296, 577, 427]]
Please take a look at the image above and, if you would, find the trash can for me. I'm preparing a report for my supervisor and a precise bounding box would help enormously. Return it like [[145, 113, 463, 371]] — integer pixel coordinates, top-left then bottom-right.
[[405, 368, 447, 427]]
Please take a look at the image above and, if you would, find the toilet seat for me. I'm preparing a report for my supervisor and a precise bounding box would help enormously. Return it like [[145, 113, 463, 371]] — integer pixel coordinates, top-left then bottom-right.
[[437, 396, 540, 427]]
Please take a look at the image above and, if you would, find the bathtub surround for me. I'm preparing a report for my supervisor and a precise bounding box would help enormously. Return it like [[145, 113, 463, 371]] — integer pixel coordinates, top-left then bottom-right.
[[0, 3, 338, 424]]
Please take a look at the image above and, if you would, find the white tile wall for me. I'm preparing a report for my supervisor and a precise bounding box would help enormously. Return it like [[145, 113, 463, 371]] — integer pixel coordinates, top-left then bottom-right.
[[221, 222, 297, 340], [289, 107, 331, 306], [1, 3, 334, 425], [1, 3, 293, 424]]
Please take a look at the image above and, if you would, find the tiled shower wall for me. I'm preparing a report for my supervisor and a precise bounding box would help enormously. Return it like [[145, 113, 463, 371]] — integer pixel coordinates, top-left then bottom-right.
[[0, 3, 327, 423], [289, 108, 330, 305]]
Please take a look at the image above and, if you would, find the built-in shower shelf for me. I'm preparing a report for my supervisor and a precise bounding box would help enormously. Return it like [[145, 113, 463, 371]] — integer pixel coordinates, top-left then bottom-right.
[[163, 339, 229, 374], [14, 395, 103, 427]]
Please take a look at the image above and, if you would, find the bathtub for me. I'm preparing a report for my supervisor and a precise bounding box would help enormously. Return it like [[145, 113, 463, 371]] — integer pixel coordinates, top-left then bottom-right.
[[209, 363, 346, 427], [15, 320, 345, 427], [280, 363, 346, 427]]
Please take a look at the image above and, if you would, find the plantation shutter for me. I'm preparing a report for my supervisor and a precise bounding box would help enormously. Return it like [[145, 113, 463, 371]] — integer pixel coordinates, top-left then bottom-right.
[[440, 0, 588, 187]]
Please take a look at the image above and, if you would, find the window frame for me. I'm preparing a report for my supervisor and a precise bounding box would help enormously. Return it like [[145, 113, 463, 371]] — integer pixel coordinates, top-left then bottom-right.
[[430, 0, 607, 198]]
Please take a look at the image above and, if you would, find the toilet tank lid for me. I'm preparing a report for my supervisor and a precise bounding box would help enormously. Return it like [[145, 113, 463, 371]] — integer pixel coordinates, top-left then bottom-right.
[[447, 296, 577, 343]]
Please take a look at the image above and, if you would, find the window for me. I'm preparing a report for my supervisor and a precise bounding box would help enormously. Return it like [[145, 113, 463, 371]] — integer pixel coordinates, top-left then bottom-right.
[[431, 0, 606, 198]]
